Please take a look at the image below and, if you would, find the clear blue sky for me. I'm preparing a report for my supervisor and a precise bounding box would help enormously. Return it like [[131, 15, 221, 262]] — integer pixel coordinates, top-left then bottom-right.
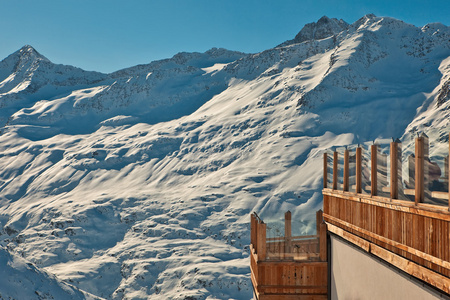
[[1, 0, 449, 73]]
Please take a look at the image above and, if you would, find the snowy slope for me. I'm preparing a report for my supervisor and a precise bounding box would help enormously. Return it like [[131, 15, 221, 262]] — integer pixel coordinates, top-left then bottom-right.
[[0, 45, 109, 129], [0, 14, 450, 299], [0, 246, 102, 299], [3, 48, 246, 139]]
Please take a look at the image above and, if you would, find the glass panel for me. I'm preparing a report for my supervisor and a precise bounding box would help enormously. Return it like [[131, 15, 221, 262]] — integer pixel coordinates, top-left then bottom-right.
[[326, 149, 334, 188], [337, 147, 346, 191], [400, 136, 415, 202], [348, 145, 357, 193], [361, 143, 371, 194], [376, 141, 390, 198], [425, 138, 448, 206], [265, 216, 284, 260], [265, 215, 319, 261]]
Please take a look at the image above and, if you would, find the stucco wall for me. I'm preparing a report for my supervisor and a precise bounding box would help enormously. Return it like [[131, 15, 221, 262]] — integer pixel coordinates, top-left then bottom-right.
[[330, 234, 449, 300]]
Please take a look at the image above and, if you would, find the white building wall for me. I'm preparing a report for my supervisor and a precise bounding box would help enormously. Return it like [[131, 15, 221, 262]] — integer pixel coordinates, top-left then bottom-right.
[[330, 235, 449, 300]]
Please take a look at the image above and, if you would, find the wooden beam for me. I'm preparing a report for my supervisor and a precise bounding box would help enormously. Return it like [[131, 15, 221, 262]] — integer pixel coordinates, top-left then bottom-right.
[[323, 152, 328, 189], [343, 149, 349, 191], [370, 243, 450, 295], [415, 136, 424, 204], [258, 294, 327, 300], [323, 190, 450, 221], [448, 132, 450, 212], [371, 144, 377, 196], [326, 222, 370, 252], [356, 146, 362, 193], [324, 213, 450, 270], [327, 222, 450, 294], [390, 141, 399, 199], [333, 151, 338, 190], [285, 211, 292, 254]]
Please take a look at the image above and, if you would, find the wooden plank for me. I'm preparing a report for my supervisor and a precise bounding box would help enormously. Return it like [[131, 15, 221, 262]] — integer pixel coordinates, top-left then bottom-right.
[[257, 222, 267, 261], [328, 221, 450, 294], [323, 152, 328, 189], [324, 213, 450, 270], [370, 242, 450, 294], [319, 222, 327, 261], [356, 146, 362, 193], [323, 190, 450, 221], [431, 191, 449, 200], [316, 210, 323, 238], [371, 144, 377, 196], [258, 294, 327, 300], [285, 211, 292, 254], [390, 141, 399, 199], [326, 222, 370, 252], [251, 214, 257, 249], [445, 154, 449, 200], [404, 189, 415, 196], [258, 284, 327, 290], [415, 136, 424, 204], [267, 235, 319, 241]]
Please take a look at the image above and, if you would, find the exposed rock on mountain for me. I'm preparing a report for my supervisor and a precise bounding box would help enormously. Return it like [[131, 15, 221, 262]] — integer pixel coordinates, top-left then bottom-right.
[[279, 15, 349, 47], [0, 15, 449, 299]]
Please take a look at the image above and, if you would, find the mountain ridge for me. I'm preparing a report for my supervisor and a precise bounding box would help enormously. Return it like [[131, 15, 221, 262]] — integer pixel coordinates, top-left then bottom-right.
[[0, 15, 450, 299]]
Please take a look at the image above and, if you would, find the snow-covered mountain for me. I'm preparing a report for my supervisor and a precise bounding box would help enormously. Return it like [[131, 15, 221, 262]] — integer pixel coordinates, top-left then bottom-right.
[[0, 14, 450, 299]]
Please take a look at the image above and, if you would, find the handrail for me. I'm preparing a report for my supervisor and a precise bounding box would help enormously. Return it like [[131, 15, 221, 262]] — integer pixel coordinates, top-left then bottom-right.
[[266, 234, 319, 242], [323, 133, 450, 210]]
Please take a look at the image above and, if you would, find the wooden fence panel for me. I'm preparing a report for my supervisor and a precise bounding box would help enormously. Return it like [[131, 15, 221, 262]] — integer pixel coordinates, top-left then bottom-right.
[[323, 190, 450, 294]]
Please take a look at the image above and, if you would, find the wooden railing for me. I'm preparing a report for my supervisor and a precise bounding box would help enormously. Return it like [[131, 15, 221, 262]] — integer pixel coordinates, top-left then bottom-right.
[[250, 211, 328, 299], [323, 133, 450, 295], [324, 133, 450, 207]]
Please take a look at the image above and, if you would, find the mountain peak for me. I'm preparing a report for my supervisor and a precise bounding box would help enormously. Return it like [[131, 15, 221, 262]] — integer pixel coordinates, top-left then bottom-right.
[[16, 45, 49, 62], [0, 45, 50, 73], [278, 16, 349, 47], [294, 16, 349, 43]]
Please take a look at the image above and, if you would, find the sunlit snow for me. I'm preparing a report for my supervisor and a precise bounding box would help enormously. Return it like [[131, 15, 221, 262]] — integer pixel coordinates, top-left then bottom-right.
[[0, 15, 450, 299]]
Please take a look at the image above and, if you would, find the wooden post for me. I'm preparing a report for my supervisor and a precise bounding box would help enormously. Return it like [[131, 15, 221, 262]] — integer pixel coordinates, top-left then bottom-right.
[[423, 134, 430, 197], [343, 149, 349, 191], [356, 146, 362, 193], [333, 151, 338, 190], [251, 214, 255, 248], [285, 211, 292, 254], [371, 144, 377, 196], [408, 154, 415, 189], [445, 155, 449, 193], [316, 209, 323, 235], [390, 141, 399, 199], [257, 221, 266, 261], [251, 214, 258, 251], [319, 221, 327, 261], [415, 135, 424, 204], [448, 133, 450, 211], [323, 152, 328, 189]]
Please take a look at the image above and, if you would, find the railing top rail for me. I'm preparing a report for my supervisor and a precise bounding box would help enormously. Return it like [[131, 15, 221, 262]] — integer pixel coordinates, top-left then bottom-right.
[[252, 211, 263, 223], [323, 133, 450, 210], [267, 234, 319, 241]]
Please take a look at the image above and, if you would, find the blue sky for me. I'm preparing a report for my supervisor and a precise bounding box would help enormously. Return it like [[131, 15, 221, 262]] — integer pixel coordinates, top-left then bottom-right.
[[1, 0, 449, 73]]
